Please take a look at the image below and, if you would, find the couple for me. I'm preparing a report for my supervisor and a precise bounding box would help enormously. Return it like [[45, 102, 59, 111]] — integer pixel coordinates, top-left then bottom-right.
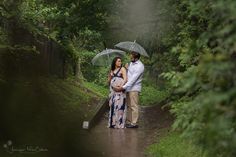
[[108, 51, 144, 129]]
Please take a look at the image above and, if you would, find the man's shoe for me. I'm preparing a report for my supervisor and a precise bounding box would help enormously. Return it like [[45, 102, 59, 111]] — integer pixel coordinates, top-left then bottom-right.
[[126, 124, 138, 128]]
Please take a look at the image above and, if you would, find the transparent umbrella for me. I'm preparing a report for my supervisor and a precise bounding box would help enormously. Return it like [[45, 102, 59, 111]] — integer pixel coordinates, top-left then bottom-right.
[[91, 49, 126, 66], [115, 40, 149, 57]]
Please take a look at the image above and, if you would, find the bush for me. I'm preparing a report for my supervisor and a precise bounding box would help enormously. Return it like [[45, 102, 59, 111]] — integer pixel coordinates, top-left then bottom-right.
[[140, 86, 170, 106], [146, 131, 207, 157], [159, 0, 236, 156]]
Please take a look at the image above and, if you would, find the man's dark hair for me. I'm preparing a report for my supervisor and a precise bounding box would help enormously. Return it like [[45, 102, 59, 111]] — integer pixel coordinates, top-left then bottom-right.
[[132, 52, 140, 59]]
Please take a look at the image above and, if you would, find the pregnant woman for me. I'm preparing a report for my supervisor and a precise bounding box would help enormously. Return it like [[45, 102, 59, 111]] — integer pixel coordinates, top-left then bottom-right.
[[108, 57, 127, 128]]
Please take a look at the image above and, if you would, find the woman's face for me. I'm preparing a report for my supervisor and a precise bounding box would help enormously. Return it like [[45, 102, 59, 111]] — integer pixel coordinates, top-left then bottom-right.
[[115, 58, 122, 67]]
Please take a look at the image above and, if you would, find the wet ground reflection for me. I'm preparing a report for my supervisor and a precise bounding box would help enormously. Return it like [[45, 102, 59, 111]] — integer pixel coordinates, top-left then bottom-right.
[[77, 105, 173, 157], [0, 85, 173, 157]]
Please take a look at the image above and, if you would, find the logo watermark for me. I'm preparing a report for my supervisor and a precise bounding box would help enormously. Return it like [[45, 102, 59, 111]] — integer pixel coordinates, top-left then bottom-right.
[[3, 140, 48, 154]]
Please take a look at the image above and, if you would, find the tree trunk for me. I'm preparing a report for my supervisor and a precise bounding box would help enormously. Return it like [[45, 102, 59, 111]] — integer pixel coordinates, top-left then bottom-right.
[[75, 58, 83, 82]]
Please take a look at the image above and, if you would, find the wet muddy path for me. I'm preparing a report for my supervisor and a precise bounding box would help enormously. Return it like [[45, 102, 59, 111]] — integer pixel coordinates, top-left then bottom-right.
[[0, 104, 173, 157], [78, 105, 174, 157]]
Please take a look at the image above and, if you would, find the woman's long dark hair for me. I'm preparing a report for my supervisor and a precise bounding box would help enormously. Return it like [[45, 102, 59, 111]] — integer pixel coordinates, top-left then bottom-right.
[[111, 56, 122, 71]]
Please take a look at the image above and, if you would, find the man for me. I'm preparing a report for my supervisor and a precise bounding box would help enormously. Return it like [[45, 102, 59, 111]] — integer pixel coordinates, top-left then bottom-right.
[[114, 51, 144, 128]]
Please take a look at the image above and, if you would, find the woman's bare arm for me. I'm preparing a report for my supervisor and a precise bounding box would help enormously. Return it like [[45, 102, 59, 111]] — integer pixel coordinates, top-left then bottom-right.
[[108, 70, 112, 85], [121, 67, 127, 84]]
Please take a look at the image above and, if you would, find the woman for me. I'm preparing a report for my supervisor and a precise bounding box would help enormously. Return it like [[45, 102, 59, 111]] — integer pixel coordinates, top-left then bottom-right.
[[108, 57, 127, 128]]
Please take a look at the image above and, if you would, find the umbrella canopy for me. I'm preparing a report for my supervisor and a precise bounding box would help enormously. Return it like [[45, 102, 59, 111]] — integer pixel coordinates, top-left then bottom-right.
[[91, 49, 126, 66], [115, 40, 149, 57]]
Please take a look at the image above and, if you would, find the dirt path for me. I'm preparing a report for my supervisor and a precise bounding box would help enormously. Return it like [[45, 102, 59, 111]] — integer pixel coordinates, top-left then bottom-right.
[[78, 105, 174, 157]]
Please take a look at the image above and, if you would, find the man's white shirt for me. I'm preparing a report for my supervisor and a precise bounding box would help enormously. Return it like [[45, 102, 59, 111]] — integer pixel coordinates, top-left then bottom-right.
[[122, 60, 144, 92]]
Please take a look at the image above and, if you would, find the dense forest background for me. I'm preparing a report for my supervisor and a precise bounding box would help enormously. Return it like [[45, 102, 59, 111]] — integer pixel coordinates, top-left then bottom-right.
[[1, 0, 236, 156]]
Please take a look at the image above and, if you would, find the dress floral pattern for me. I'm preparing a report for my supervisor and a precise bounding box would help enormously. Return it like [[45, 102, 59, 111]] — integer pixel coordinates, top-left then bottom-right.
[[108, 68, 126, 128]]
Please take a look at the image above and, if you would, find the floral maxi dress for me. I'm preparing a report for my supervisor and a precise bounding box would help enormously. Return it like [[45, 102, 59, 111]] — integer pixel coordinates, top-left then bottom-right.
[[108, 68, 126, 128]]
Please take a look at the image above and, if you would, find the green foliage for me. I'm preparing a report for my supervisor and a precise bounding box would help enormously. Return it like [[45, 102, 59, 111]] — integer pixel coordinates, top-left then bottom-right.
[[18, 0, 113, 39], [19, 0, 61, 34], [146, 131, 207, 157], [140, 86, 170, 106], [1, 0, 114, 80], [76, 27, 103, 51], [0, 27, 8, 45], [79, 50, 110, 85], [156, 0, 236, 156], [83, 81, 108, 98], [93, 67, 109, 86]]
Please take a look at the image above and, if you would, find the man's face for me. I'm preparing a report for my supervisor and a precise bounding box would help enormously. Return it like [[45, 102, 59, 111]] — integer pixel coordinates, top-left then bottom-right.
[[130, 52, 136, 62]]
